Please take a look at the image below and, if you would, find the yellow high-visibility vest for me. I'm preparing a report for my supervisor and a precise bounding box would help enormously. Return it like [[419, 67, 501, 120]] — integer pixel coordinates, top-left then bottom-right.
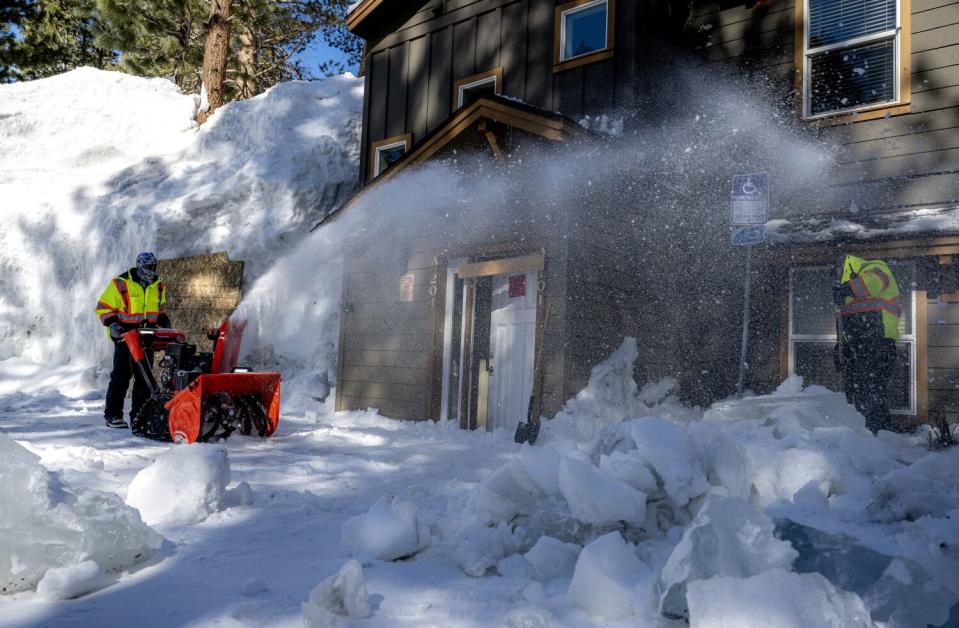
[[838, 255, 902, 341], [95, 270, 166, 336]]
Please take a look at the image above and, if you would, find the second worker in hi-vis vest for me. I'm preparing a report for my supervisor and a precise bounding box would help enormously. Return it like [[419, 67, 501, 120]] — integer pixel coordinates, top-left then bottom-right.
[[833, 255, 902, 434], [94, 252, 171, 429]]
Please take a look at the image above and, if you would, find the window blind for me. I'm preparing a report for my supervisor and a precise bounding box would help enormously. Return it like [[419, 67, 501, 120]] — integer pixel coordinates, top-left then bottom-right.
[[809, 39, 896, 114], [808, 0, 897, 48]]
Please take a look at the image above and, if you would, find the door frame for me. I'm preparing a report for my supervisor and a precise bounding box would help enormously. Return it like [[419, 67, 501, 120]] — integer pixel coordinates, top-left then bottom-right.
[[438, 252, 548, 430]]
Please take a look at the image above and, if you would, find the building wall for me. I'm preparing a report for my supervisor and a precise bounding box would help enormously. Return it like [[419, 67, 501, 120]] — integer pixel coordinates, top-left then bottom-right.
[[360, 0, 640, 181], [688, 0, 959, 217], [336, 133, 574, 420]]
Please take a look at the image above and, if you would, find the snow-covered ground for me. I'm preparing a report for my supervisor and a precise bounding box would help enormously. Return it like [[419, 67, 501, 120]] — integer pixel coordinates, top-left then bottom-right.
[[1, 339, 956, 627]]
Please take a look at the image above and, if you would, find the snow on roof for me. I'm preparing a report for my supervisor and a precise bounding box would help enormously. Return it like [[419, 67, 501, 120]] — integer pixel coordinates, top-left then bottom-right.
[[766, 205, 959, 245]]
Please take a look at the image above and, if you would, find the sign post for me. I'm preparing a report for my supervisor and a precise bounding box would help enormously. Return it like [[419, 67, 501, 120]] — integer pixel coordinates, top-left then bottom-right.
[[730, 173, 768, 398]]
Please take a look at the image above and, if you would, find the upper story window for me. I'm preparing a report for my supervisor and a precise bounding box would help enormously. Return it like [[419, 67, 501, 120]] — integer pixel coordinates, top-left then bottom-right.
[[454, 69, 503, 109], [554, 0, 615, 72], [800, 0, 910, 120], [370, 134, 411, 179]]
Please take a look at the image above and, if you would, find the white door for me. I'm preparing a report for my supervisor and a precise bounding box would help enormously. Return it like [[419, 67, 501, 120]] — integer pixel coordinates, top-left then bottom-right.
[[487, 271, 538, 432]]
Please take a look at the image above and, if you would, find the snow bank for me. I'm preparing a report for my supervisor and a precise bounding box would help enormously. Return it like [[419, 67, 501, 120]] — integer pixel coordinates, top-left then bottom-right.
[[126, 444, 231, 526], [340, 495, 427, 561], [0, 432, 160, 594], [686, 568, 873, 628], [302, 559, 371, 627], [0, 68, 362, 376]]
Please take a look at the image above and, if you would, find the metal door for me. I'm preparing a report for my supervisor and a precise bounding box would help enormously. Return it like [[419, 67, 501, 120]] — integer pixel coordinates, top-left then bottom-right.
[[487, 271, 538, 432]]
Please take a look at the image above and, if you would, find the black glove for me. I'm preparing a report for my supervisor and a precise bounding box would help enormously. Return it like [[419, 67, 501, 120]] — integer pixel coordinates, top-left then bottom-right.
[[157, 313, 171, 328], [109, 323, 125, 342], [832, 283, 853, 306]]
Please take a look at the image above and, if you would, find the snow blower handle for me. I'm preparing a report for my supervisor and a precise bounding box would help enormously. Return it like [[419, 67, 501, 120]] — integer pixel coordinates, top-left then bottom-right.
[[121, 328, 187, 396]]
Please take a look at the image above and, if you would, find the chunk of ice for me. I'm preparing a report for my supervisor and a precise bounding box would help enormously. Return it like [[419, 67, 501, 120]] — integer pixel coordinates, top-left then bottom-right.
[[302, 559, 370, 627], [658, 493, 797, 619], [686, 568, 873, 628], [568, 531, 651, 620], [341, 495, 425, 562]]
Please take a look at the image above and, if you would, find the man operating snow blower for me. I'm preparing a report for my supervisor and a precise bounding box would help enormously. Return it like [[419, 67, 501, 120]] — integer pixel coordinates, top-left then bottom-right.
[[95, 252, 169, 429]]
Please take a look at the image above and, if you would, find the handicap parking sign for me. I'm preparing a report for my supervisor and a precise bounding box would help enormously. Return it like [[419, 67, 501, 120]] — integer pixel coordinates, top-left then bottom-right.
[[731, 173, 768, 225]]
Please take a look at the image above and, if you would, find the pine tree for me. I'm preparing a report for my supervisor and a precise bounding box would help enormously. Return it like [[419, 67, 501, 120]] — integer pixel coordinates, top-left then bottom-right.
[[0, 1, 31, 82], [93, 0, 207, 92], [13, 0, 116, 80]]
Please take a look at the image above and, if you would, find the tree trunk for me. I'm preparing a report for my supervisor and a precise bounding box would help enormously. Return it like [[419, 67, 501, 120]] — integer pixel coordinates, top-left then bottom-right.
[[197, 0, 233, 125], [236, 21, 257, 100]]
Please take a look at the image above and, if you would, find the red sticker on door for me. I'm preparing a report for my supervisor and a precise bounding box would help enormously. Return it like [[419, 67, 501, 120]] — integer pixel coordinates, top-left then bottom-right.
[[508, 274, 526, 298]]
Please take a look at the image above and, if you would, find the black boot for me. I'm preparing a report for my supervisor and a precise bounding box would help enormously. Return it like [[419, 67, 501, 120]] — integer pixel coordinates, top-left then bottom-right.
[[105, 415, 129, 429]]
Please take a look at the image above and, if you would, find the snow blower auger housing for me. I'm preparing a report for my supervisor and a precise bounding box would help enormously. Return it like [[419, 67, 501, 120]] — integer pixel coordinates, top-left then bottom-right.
[[123, 320, 281, 443]]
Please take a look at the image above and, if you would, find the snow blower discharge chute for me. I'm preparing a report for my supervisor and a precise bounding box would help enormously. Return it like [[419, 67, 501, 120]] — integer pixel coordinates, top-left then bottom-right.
[[122, 320, 281, 443]]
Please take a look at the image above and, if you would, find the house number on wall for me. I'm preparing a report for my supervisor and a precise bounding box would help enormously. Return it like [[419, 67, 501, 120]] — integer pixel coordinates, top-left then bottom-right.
[[429, 255, 440, 308]]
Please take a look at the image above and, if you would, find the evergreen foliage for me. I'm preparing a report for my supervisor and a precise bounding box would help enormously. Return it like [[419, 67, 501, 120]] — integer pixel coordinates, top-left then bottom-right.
[[3, 0, 360, 99], [0, 1, 31, 82], [93, 0, 207, 92], [13, 0, 116, 81]]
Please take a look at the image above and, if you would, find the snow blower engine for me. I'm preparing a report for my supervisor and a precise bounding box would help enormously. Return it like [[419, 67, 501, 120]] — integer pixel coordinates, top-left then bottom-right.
[[122, 319, 281, 443]]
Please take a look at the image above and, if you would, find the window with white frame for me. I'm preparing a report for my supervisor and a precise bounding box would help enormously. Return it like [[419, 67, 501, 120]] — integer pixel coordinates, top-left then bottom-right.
[[454, 69, 501, 109], [802, 0, 904, 118], [788, 262, 916, 414], [557, 0, 611, 63], [370, 135, 410, 178]]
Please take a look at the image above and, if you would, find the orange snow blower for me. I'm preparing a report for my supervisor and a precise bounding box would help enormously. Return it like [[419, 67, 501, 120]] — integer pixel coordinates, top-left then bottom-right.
[[123, 319, 281, 443]]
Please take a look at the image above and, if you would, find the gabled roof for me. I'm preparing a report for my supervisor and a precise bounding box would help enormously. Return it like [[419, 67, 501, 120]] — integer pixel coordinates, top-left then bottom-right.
[[311, 95, 588, 230], [347, 0, 421, 39]]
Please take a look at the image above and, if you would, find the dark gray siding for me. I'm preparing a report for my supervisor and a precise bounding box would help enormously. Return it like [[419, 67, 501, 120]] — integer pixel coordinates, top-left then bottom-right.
[[359, 0, 639, 181], [688, 0, 959, 217]]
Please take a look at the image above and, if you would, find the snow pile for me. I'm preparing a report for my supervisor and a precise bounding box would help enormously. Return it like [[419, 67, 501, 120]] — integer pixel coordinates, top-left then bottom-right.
[[686, 568, 873, 628], [434, 341, 958, 625], [341, 495, 428, 561], [302, 559, 371, 627], [0, 68, 362, 372], [0, 432, 160, 594], [126, 444, 231, 526]]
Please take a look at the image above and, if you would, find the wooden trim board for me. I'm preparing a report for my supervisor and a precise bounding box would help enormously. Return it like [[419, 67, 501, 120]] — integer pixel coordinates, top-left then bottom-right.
[[457, 253, 546, 279]]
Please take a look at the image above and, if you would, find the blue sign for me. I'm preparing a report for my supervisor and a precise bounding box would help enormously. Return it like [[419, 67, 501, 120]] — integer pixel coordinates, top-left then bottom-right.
[[731, 173, 769, 225], [731, 225, 764, 246]]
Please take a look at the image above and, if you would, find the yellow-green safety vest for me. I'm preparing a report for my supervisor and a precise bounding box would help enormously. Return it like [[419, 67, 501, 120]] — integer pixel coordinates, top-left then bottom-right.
[[838, 256, 901, 341], [95, 270, 167, 337]]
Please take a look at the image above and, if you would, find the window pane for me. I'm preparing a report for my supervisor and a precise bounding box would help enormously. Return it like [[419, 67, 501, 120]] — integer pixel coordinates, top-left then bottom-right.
[[808, 0, 897, 48], [794, 341, 845, 391], [886, 260, 914, 336], [793, 341, 913, 412], [792, 267, 837, 336], [460, 80, 496, 106], [563, 2, 607, 60], [376, 144, 406, 175], [889, 342, 912, 412], [810, 38, 895, 115]]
